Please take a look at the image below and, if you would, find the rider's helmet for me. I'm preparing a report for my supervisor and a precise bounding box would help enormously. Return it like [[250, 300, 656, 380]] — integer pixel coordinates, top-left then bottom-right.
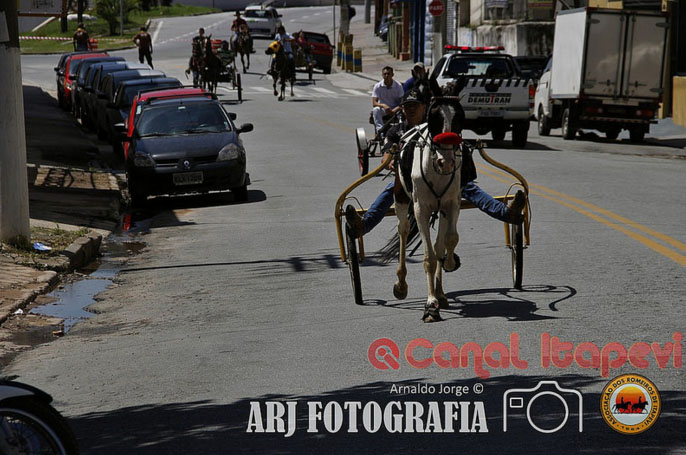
[[268, 40, 281, 54]]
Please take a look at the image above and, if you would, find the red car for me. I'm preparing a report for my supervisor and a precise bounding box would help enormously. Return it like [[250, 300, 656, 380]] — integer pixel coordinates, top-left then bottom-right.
[[301, 31, 334, 74], [56, 52, 108, 110]]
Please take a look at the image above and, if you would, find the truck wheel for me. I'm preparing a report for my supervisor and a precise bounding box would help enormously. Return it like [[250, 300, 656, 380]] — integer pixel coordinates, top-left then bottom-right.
[[512, 121, 529, 148], [537, 106, 551, 136], [605, 128, 620, 140], [491, 128, 506, 141], [629, 128, 645, 143], [561, 108, 576, 140]]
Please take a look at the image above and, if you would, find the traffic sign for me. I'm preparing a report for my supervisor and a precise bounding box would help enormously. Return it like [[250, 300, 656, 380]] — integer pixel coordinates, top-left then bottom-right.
[[429, 0, 445, 16]]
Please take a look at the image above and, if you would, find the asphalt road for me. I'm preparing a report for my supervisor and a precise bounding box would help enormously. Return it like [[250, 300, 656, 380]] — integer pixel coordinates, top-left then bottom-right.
[[12, 7, 686, 454]]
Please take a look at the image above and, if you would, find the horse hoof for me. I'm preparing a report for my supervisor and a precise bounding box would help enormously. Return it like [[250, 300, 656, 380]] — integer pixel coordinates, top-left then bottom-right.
[[422, 308, 443, 323], [393, 282, 408, 300], [442, 253, 461, 273], [438, 295, 449, 309]]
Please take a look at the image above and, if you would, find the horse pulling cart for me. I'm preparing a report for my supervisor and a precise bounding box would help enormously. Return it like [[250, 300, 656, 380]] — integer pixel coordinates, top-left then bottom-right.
[[334, 139, 531, 306], [210, 39, 243, 102], [294, 46, 314, 81]]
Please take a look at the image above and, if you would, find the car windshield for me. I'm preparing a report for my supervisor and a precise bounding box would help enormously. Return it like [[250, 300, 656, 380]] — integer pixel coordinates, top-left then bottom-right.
[[137, 103, 231, 136], [446, 57, 514, 78], [245, 9, 269, 18], [303, 33, 330, 45], [69, 59, 84, 76], [120, 84, 179, 109]]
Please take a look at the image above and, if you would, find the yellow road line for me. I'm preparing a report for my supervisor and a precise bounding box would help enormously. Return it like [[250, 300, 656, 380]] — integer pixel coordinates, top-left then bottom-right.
[[477, 165, 686, 267]]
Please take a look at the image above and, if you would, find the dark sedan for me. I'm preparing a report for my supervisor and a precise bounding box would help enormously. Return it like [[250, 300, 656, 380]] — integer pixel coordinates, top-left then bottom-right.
[[122, 96, 253, 206]]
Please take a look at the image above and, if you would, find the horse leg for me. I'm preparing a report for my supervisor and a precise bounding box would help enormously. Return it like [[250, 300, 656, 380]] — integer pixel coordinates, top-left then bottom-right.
[[273, 75, 278, 97], [442, 202, 461, 273], [393, 201, 410, 300], [433, 215, 449, 309], [279, 76, 286, 101], [415, 203, 441, 322]]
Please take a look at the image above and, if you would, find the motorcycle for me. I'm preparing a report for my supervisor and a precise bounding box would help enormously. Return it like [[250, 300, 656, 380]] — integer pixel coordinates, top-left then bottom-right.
[[0, 379, 79, 455]]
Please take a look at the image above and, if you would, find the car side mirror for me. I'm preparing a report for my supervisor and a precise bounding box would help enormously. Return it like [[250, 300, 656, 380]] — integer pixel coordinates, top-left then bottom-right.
[[238, 123, 253, 134]]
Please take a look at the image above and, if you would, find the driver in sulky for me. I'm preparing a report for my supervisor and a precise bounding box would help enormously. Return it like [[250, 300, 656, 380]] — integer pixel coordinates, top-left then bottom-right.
[[346, 89, 526, 238]]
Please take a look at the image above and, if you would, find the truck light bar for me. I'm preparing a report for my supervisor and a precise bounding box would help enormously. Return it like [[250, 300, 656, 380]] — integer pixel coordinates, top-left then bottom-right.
[[444, 45, 504, 52]]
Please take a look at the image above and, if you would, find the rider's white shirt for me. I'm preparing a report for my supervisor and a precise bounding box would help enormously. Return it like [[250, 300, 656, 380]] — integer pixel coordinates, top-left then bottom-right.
[[372, 79, 403, 109], [274, 32, 294, 53]]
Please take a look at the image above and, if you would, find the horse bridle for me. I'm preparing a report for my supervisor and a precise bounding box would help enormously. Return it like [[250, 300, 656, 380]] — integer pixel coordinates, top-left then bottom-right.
[[424, 96, 463, 176]]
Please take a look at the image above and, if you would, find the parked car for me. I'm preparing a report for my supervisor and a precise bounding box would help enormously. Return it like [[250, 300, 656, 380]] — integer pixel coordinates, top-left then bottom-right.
[[243, 4, 282, 36], [96, 69, 166, 140], [71, 56, 125, 119], [377, 14, 391, 42], [514, 55, 548, 88], [118, 89, 254, 205], [107, 77, 182, 156], [54, 52, 108, 110], [83, 61, 150, 134], [300, 31, 334, 74]]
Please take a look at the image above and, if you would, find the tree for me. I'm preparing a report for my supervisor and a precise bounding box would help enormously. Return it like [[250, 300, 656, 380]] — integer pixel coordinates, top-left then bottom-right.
[[96, 0, 137, 35]]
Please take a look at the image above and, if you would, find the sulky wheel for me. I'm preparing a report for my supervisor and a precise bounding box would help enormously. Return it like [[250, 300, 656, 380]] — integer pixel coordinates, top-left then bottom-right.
[[236, 73, 242, 103], [510, 220, 524, 290], [356, 128, 369, 176], [231, 67, 237, 89], [345, 224, 363, 305]]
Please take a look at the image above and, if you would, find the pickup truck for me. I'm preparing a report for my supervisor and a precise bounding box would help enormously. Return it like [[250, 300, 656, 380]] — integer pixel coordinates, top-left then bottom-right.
[[432, 46, 535, 148]]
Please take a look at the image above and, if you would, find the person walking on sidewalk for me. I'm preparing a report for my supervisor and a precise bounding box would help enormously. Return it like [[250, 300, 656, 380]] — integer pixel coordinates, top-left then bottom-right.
[[346, 91, 526, 238], [371, 66, 404, 137], [72, 23, 90, 51], [133, 26, 154, 68]]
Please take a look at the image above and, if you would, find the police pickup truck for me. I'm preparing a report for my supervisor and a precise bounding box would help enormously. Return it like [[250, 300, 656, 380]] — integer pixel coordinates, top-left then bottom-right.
[[432, 46, 534, 148]]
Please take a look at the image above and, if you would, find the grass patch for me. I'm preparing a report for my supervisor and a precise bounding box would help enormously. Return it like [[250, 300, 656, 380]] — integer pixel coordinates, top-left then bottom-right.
[[20, 4, 220, 54], [0, 226, 91, 259]]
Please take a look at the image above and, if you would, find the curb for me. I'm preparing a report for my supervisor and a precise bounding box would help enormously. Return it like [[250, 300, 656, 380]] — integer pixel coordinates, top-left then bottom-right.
[[0, 232, 104, 324]]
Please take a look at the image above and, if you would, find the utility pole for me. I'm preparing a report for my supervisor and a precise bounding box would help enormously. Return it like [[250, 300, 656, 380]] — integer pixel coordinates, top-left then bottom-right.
[[0, 1, 31, 243]]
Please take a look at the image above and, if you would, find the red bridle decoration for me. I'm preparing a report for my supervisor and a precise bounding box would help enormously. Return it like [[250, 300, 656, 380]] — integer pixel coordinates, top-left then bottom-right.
[[432, 132, 462, 145]]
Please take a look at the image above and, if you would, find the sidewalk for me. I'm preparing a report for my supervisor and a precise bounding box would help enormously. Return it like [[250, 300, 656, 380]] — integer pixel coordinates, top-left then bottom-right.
[[328, 16, 417, 92], [0, 86, 122, 324]]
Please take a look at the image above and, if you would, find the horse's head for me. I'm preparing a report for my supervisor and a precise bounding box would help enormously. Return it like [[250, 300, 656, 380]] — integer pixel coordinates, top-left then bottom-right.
[[423, 77, 465, 175], [265, 40, 281, 56], [428, 132, 462, 175], [427, 77, 465, 138]]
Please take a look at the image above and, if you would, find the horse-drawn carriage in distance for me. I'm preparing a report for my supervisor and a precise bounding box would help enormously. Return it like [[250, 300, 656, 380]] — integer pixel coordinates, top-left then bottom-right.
[[210, 39, 243, 102]]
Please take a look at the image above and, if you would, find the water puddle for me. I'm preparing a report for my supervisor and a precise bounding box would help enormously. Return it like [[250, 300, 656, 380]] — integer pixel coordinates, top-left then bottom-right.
[[30, 278, 112, 332], [27, 213, 151, 334]]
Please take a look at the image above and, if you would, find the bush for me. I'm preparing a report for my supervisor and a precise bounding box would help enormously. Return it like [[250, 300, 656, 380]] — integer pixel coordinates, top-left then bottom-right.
[[96, 0, 138, 35]]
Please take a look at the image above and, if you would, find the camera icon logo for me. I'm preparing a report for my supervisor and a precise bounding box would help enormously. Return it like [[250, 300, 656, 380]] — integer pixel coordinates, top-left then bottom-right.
[[503, 381, 583, 433], [368, 338, 400, 370]]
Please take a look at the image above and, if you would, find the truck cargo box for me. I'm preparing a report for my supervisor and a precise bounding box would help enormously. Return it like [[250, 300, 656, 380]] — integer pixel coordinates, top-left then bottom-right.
[[550, 8, 668, 101]]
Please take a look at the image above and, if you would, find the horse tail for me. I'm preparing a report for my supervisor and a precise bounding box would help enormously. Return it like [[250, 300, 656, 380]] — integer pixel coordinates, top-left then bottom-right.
[[378, 209, 420, 264]]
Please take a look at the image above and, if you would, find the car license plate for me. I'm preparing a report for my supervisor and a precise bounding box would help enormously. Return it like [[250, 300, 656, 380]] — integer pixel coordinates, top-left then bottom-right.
[[173, 172, 203, 186], [480, 110, 504, 117]]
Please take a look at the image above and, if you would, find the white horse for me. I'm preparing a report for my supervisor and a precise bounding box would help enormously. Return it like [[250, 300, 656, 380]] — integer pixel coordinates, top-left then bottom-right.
[[393, 91, 465, 322]]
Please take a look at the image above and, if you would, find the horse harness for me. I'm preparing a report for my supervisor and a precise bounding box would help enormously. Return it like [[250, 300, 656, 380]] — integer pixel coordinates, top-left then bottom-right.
[[397, 124, 462, 214]]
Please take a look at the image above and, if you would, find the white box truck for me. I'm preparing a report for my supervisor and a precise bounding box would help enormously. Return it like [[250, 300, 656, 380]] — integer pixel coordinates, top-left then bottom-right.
[[534, 8, 669, 142]]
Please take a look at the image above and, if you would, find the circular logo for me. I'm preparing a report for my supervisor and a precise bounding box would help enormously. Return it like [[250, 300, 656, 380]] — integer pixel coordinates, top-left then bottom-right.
[[600, 374, 661, 434]]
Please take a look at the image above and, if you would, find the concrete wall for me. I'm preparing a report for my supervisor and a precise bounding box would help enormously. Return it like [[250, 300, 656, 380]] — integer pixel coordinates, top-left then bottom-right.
[[458, 21, 553, 56]]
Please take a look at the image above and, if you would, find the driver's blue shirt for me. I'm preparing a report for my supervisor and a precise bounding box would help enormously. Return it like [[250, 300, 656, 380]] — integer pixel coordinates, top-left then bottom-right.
[[275, 32, 294, 53]]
